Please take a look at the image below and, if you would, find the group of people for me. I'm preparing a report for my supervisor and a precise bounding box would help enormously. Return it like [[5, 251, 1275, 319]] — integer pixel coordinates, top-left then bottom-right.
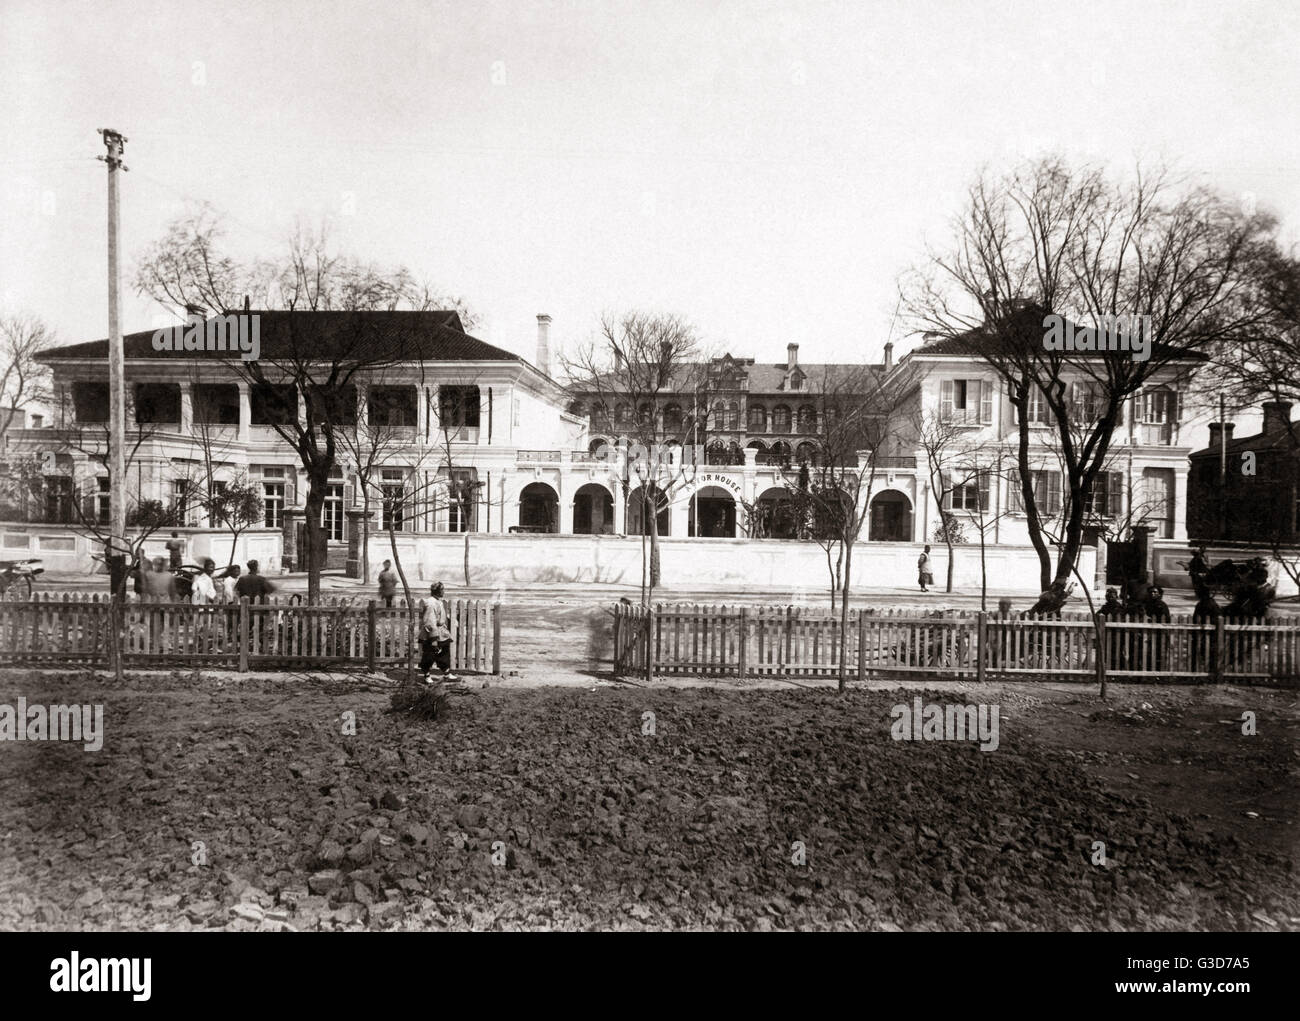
[[130, 554, 276, 604]]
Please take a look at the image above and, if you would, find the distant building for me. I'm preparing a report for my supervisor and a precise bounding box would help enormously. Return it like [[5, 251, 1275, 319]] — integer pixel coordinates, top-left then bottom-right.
[[1187, 400, 1300, 544]]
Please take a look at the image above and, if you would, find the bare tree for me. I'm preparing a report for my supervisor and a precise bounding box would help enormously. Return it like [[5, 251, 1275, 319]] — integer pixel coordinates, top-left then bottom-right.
[[782, 363, 914, 691], [902, 157, 1277, 596], [562, 311, 711, 603], [134, 209, 475, 603], [0, 313, 54, 446]]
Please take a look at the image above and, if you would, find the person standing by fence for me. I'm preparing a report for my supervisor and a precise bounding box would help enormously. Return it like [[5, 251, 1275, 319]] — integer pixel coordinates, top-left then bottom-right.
[[235, 560, 276, 655], [166, 531, 185, 570], [378, 560, 398, 608], [418, 581, 457, 683], [918, 546, 934, 593]]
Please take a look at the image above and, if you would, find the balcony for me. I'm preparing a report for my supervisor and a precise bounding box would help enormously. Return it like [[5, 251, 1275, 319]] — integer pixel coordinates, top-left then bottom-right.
[[873, 456, 918, 469], [517, 449, 561, 464]]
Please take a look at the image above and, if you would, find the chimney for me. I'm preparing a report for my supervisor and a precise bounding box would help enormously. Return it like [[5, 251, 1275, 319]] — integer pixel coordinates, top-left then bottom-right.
[[883, 341, 894, 373], [786, 343, 799, 371], [243, 294, 251, 311], [1207, 422, 1235, 448], [1262, 400, 1292, 435], [536, 314, 552, 376]]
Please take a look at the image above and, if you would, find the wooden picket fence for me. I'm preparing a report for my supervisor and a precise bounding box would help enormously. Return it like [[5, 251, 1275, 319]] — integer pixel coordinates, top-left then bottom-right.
[[0, 592, 501, 674], [611, 603, 1300, 686]]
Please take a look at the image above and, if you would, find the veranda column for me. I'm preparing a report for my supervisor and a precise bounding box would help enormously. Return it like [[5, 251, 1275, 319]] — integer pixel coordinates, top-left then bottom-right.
[[179, 382, 193, 434], [237, 382, 250, 444]]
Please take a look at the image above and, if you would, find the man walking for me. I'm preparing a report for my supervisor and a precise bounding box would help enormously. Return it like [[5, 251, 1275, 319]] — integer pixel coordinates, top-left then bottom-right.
[[377, 560, 399, 607], [418, 581, 457, 684], [917, 545, 934, 592]]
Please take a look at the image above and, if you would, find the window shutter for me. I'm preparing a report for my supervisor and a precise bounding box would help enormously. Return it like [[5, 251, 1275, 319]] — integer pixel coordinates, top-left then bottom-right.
[[1174, 387, 1184, 423], [978, 471, 991, 511], [1108, 471, 1124, 517], [979, 381, 993, 424], [940, 472, 952, 510], [1048, 472, 1062, 514], [1029, 387, 1043, 424], [940, 380, 954, 422], [1008, 468, 1023, 512]]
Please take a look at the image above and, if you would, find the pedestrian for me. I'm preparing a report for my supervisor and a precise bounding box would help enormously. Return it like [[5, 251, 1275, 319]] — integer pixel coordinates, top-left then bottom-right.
[[235, 560, 276, 655], [222, 564, 241, 603], [418, 581, 457, 683], [141, 556, 176, 600], [1099, 587, 1125, 617], [1191, 588, 1220, 673], [1144, 584, 1171, 675], [918, 545, 934, 592], [992, 596, 1017, 669], [235, 559, 276, 603], [166, 531, 185, 570], [191, 558, 217, 604], [377, 559, 398, 608]]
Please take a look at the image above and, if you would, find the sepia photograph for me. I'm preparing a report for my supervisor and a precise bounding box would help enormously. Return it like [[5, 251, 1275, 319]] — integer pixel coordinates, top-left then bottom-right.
[[0, 0, 1295, 997]]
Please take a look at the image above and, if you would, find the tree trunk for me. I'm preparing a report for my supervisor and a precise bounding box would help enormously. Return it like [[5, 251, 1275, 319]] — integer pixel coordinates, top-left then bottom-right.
[[944, 527, 955, 593], [979, 528, 988, 611], [360, 488, 371, 585], [463, 526, 470, 587], [649, 503, 661, 596], [388, 524, 415, 686], [1013, 400, 1053, 590], [304, 480, 326, 605], [838, 542, 852, 693]]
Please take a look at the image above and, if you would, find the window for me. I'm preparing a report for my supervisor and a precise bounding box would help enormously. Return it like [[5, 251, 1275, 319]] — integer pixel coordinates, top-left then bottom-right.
[[43, 476, 72, 523], [251, 384, 297, 425], [940, 379, 993, 425], [439, 386, 481, 436], [323, 472, 344, 542], [262, 479, 285, 528], [447, 468, 478, 533], [946, 471, 990, 512], [72, 382, 109, 423], [30, 414, 43, 429], [797, 405, 817, 434], [613, 402, 631, 426], [1009, 469, 1062, 515], [134, 383, 181, 424], [1083, 471, 1124, 517], [171, 479, 195, 526], [194, 384, 240, 424], [381, 468, 406, 532], [1138, 387, 1176, 424], [747, 404, 766, 433], [1139, 467, 1175, 538], [367, 386, 416, 427], [317, 385, 357, 427], [663, 404, 684, 433], [96, 477, 110, 524], [771, 405, 792, 434]]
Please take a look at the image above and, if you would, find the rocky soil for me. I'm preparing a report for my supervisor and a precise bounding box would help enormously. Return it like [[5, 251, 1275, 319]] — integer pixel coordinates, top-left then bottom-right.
[[0, 669, 1296, 930]]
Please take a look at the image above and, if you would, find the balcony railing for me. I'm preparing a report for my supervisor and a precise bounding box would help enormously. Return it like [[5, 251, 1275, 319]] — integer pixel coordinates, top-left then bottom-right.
[[873, 456, 918, 469], [516, 449, 561, 464]]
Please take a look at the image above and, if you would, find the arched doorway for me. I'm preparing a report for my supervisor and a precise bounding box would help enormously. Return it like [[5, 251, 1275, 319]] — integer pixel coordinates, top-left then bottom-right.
[[689, 485, 737, 537], [868, 490, 913, 542], [573, 482, 614, 534], [754, 486, 797, 538], [627, 484, 670, 536], [518, 482, 559, 533]]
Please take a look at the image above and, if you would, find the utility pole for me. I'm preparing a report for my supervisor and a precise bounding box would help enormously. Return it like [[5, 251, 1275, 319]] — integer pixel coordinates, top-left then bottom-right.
[[98, 128, 128, 597]]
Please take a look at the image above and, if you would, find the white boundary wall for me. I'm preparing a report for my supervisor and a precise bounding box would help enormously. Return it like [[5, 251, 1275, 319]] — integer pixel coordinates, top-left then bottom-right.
[[368, 532, 1094, 595]]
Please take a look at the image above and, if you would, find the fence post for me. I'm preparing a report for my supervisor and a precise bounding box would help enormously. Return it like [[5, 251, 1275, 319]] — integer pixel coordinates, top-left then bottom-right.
[[1094, 614, 1105, 692], [612, 605, 622, 677], [977, 611, 987, 683], [857, 609, 867, 684], [366, 599, 377, 673], [743, 606, 754, 676], [1213, 614, 1225, 681], [237, 597, 249, 673], [492, 603, 502, 675], [645, 604, 657, 684]]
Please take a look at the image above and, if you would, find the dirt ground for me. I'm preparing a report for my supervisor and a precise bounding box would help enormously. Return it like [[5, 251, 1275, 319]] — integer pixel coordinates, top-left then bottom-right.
[[0, 661, 1295, 931]]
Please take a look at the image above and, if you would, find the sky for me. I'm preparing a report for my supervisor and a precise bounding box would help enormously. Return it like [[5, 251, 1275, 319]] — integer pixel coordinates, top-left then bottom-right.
[[2, 0, 1299, 370]]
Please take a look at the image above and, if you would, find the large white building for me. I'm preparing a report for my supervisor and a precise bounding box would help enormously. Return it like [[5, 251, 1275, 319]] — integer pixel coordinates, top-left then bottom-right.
[[0, 308, 1201, 578]]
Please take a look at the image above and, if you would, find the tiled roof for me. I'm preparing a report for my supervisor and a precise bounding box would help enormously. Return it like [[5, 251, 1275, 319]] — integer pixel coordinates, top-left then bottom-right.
[[908, 305, 1209, 364], [37, 311, 521, 364]]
